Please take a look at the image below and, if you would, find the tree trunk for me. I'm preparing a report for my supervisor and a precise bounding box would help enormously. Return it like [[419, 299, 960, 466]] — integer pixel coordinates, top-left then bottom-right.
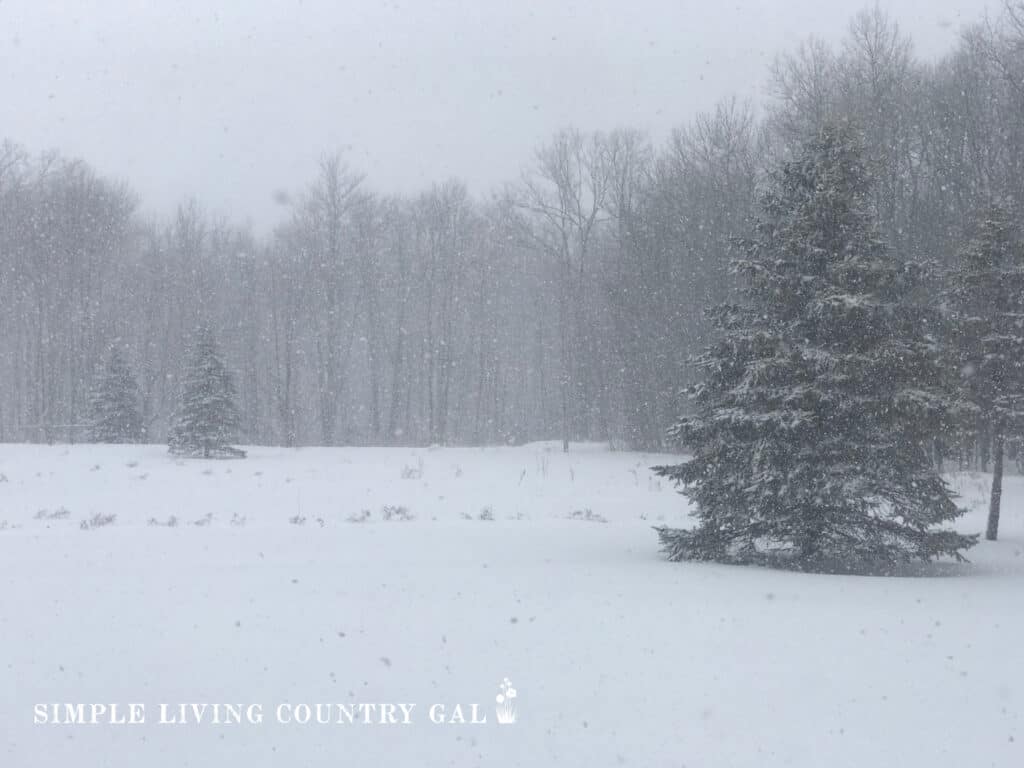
[[987, 429, 1004, 541], [980, 425, 991, 472]]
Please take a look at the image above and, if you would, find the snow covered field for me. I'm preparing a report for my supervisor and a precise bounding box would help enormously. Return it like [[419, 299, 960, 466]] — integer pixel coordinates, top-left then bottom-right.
[[1, 442, 1021, 767]]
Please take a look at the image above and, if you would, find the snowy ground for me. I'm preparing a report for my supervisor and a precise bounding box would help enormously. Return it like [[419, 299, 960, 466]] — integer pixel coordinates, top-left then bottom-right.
[[0, 443, 1021, 767]]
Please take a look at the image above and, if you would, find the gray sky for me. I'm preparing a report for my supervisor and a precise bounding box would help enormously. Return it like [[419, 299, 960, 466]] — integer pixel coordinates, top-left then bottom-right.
[[0, 0, 997, 231]]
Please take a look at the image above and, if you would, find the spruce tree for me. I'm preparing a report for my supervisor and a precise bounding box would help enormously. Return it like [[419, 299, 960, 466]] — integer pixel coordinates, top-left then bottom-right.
[[944, 202, 1024, 540], [169, 326, 244, 458], [654, 126, 976, 570], [87, 344, 144, 443]]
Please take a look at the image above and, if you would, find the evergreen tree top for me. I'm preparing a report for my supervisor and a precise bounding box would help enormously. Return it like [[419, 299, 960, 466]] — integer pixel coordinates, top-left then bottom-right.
[[732, 126, 917, 332]]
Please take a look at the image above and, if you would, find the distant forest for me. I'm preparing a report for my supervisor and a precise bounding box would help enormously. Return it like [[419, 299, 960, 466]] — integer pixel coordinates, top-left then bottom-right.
[[2, 5, 1023, 449]]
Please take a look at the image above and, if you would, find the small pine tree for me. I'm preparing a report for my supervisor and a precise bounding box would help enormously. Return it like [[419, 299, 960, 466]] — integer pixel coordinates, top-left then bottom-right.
[[169, 326, 244, 458], [654, 125, 976, 571], [944, 201, 1024, 540], [87, 344, 144, 443]]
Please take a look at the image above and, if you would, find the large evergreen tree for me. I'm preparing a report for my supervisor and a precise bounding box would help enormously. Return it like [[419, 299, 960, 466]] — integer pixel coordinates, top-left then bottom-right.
[[944, 202, 1024, 540], [169, 326, 244, 458], [87, 344, 144, 443], [654, 126, 976, 570]]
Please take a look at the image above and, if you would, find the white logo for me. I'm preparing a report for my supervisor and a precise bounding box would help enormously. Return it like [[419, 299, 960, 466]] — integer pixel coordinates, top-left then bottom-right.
[[495, 678, 517, 725]]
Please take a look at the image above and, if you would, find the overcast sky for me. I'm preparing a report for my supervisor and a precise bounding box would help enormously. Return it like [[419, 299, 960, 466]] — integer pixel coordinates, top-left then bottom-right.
[[0, 0, 998, 231]]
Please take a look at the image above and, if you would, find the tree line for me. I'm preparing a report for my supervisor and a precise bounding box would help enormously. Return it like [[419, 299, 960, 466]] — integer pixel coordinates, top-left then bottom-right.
[[1, 5, 1023, 453]]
